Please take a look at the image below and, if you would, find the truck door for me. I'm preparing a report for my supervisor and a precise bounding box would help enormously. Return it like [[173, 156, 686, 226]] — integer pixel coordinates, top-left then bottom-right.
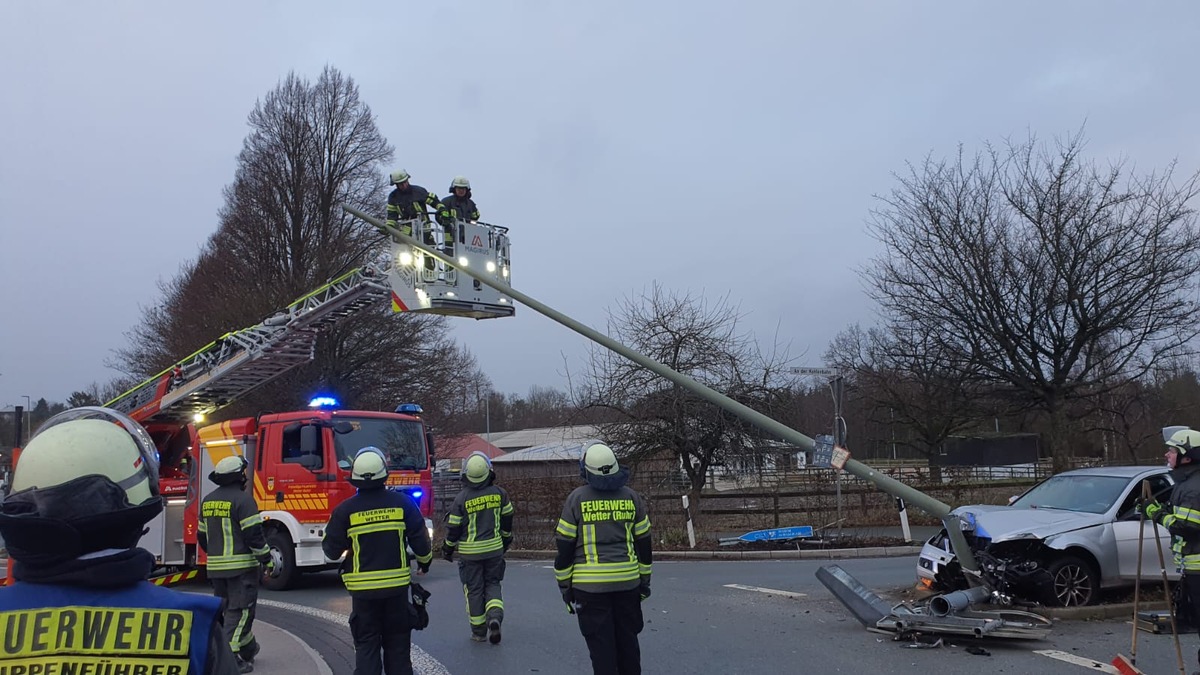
[[258, 422, 331, 523]]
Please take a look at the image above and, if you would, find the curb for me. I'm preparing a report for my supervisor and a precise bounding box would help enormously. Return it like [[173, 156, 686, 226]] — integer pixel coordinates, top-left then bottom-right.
[[507, 545, 924, 560], [257, 621, 333, 675]]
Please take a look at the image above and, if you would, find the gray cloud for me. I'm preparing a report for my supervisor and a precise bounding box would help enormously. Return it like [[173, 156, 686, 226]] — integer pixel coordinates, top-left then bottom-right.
[[3, 0, 1198, 406]]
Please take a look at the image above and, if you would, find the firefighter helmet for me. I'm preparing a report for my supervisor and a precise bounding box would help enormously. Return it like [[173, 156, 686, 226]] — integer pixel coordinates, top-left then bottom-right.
[[582, 443, 619, 477], [350, 446, 389, 488], [391, 169, 411, 185], [209, 455, 249, 486], [10, 407, 160, 504], [450, 175, 471, 190], [0, 406, 164, 560], [464, 451, 492, 484], [1167, 429, 1200, 456]]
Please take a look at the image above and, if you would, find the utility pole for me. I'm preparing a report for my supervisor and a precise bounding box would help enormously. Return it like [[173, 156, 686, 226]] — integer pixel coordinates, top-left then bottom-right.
[[791, 367, 844, 522], [21, 395, 31, 445]]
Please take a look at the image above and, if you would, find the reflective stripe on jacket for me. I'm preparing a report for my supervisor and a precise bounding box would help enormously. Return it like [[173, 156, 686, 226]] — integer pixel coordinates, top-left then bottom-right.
[[0, 579, 221, 674], [441, 194, 480, 222], [446, 483, 513, 560], [1163, 463, 1200, 572], [387, 185, 445, 224], [199, 484, 269, 578], [322, 488, 434, 598], [555, 485, 651, 592]]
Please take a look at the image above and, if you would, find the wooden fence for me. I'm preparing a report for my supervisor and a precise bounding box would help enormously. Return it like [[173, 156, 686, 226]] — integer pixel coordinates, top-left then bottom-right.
[[430, 464, 1047, 549]]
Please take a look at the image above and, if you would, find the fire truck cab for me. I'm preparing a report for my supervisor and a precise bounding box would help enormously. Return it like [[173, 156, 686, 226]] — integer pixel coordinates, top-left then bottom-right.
[[140, 402, 434, 591]]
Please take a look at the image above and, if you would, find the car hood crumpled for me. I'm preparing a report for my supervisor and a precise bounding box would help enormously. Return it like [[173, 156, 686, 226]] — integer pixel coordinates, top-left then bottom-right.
[[952, 505, 1107, 542]]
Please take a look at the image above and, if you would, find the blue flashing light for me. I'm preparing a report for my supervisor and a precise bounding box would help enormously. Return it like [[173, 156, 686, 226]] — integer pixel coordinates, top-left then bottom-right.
[[411, 489, 424, 500], [309, 396, 340, 409], [395, 403, 423, 415]]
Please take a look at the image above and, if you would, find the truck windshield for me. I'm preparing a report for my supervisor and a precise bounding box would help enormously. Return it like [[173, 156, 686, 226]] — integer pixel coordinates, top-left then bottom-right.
[[334, 418, 428, 471]]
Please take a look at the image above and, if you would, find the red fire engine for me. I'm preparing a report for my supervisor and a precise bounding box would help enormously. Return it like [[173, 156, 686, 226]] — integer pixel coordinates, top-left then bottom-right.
[[4, 218, 513, 590]]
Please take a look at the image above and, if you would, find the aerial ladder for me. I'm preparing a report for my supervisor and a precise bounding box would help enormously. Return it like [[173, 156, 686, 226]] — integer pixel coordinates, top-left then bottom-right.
[[109, 217, 514, 427]]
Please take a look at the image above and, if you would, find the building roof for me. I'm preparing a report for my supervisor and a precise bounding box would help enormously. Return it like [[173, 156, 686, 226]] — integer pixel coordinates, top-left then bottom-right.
[[483, 425, 601, 452], [491, 438, 604, 463], [434, 433, 504, 461]]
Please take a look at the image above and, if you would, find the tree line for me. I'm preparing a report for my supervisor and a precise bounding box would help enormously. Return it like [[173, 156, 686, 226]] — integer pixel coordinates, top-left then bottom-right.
[[8, 68, 1199, 500]]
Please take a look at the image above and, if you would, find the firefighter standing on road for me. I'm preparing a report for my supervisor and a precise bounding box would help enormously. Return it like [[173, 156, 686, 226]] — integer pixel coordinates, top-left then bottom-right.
[[0, 406, 239, 674], [443, 451, 514, 643], [554, 442, 653, 675], [323, 447, 434, 675], [200, 455, 272, 673], [1144, 427, 1200, 673]]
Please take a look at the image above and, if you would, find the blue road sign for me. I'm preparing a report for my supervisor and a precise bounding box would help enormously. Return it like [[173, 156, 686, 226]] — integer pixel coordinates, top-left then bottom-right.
[[738, 525, 815, 542]]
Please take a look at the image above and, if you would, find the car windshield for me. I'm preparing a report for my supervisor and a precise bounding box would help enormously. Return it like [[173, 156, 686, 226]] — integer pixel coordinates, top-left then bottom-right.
[[333, 418, 428, 470], [1009, 474, 1130, 514]]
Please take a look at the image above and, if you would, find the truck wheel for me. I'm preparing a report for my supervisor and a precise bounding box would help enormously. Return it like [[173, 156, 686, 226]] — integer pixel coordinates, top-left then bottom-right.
[[261, 529, 298, 591], [1043, 554, 1098, 607]]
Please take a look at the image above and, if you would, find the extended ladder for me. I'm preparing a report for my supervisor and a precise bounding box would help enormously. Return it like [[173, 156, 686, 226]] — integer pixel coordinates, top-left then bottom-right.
[[107, 265, 392, 425]]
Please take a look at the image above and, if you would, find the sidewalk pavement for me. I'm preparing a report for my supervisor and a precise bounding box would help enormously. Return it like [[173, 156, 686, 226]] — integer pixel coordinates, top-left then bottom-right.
[[249, 621, 330, 675]]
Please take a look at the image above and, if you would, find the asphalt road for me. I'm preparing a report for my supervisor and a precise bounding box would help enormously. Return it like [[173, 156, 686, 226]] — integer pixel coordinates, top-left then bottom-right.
[[255, 556, 1200, 674]]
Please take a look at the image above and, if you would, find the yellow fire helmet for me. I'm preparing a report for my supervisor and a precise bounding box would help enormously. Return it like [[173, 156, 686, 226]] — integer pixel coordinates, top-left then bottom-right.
[[464, 451, 493, 484]]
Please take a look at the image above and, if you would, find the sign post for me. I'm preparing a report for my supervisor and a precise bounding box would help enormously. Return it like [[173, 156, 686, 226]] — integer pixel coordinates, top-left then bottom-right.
[[792, 368, 845, 522]]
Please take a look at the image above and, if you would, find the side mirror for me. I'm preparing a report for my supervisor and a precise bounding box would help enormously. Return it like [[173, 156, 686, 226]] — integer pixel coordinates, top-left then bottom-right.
[[333, 421, 353, 435], [426, 431, 436, 459], [300, 425, 320, 455], [298, 454, 322, 470]]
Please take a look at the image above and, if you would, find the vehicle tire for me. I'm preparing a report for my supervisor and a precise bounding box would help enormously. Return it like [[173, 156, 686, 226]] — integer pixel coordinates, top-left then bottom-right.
[[261, 529, 298, 591], [1043, 554, 1098, 607]]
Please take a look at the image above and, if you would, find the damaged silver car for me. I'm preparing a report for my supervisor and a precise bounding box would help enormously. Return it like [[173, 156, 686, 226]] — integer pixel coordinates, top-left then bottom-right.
[[917, 465, 1177, 607]]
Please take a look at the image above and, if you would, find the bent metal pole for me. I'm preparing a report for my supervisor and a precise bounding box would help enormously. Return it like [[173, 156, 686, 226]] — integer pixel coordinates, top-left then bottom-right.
[[344, 206, 959, 526]]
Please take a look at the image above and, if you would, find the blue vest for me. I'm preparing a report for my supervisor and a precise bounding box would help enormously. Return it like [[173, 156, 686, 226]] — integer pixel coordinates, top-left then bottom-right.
[[0, 580, 221, 674]]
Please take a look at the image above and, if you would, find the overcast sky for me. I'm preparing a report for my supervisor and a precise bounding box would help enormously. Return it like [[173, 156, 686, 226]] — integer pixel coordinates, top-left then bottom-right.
[[2, 1, 1199, 411]]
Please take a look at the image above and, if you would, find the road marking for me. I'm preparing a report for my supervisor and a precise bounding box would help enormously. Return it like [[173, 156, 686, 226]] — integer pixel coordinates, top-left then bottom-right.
[[723, 583, 807, 599], [1033, 649, 1119, 674], [260, 598, 451, 675]]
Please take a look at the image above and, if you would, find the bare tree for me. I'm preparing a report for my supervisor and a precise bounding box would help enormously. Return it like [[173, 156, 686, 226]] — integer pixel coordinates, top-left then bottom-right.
[[865, 131, 1200, 470], [112, 66, 483, 423], [580, 284, 794, 522], [826, 323, 989, 459]]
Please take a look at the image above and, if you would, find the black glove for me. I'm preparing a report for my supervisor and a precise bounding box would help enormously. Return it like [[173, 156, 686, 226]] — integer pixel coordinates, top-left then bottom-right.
[[442, 543, 455, 562], [502, 536, 512, 552], [560, 584, 575, 614], [256, 552, 273, 566], [639, 577, 651, 602], [418, 559, 431, 574]]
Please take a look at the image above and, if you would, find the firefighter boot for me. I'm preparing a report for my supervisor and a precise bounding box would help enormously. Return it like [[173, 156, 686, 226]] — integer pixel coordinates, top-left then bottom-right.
[[471, 628, 487, 643], [239, 639, 260, 665], [235, 657, 254, 674], [488, 618, 502, 645]]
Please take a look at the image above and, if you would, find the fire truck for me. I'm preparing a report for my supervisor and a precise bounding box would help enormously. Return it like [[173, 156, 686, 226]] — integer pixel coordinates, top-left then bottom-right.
[[7, 218, 512, 590]]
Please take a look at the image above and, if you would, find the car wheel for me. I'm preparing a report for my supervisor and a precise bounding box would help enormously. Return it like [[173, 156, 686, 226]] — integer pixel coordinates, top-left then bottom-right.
[[261, 529, 298, 591], [1043, 554, 1098, 607]]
